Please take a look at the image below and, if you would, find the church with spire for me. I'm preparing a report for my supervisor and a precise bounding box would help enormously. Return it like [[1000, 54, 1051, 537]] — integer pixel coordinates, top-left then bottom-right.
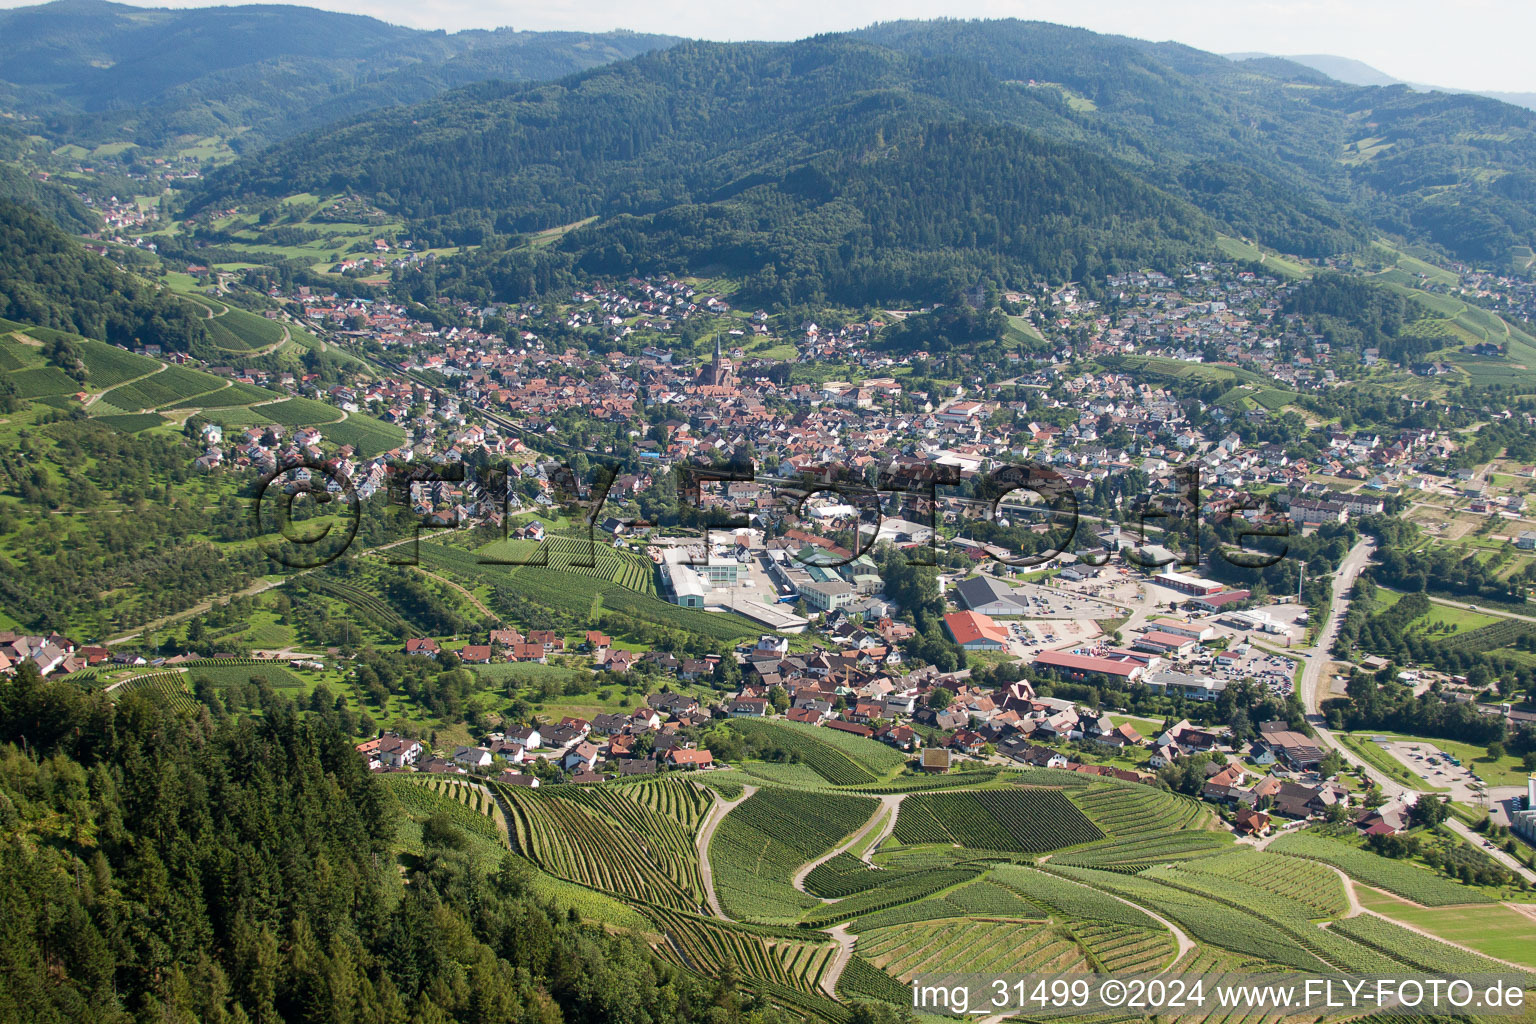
[[696, 335, 735, 389]]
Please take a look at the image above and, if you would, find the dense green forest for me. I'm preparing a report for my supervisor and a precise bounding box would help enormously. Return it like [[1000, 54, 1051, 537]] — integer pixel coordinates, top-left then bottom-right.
[[0, 0, 676, 150], [0, 662, 846, 1023], [189, 20, 1536, 290], [1282, 272, 1435, 362], [0, 200, 207, 353]]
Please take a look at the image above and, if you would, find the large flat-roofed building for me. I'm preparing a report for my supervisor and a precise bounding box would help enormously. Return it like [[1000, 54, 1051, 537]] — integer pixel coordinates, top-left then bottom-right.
[[1188, 589, 1251, 612], [800, 578, 856, 613], [1133, 630, 1198, 655], [1143, 669, 1226, 701], [1255, 720, 1323, 769], [659, 546, 742, 608], [1032, 649, 1145, 682], [953, 575, 1030, 616], [1513, 775, 1536, 844], [943, 611, 1010, 651], [1152, 571, 1226, 596], [1147, 617, 1216, 642]]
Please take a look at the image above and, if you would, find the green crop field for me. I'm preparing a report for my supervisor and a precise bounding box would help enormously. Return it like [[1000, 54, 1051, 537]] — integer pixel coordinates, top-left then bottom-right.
[[176, 381, 283, 408], [322, 412, 406, 453], [475, 534, 658, 594], [114, 671, 200, 715], [835, 957, 910, 1005], [498, 778, 708, 911], [726, 718, 905, 785], [94, 413, 166, 433], [1268, 831, 1494, 905], [103, 365, 229, 410], [1068, 778, 1213, 837], [185, 660, 307, 689], [9, 366, 79, 398], [644, 906, 838, 996], [856, 918, 1081, 980], [1355, 887, 1536, 968], [711, 786, 875, 923], [801, 866, 981, 926], [79, 340, 160, 387], [205, 307, 286, 352], [803, 853, 897, 899], [988, 864, 1160, 929], [1071, 922, 1178, 973], [891, 789, 1103, 851]]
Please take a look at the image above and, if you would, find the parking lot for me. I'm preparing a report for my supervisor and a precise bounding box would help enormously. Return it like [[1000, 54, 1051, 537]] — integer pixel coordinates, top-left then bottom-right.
[[1001, 579, 1125, 620], [1206, 646, 1298, 698], [1006, 617, 1103, 655]]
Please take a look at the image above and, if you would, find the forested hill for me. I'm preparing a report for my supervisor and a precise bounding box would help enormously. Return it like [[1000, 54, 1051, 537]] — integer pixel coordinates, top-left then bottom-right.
[[0, 0, 678, 149], [192, 20, 1536, 291], [0, 199, 207, 353], [0, 663, 783, 1024], [191, 36, 1225, 305], [854, 20, 1536, 264]]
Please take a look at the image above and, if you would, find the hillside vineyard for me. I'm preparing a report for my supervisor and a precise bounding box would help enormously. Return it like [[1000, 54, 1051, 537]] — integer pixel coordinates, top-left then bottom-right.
[[0, 5, 1535, 1024]]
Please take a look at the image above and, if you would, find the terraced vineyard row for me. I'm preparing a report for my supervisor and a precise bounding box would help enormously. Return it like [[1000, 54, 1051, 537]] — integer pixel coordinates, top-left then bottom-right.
[[1055, 831, 1233, 872], [1329, 914, 1531, 979], [385, 776, 504, 846], [615, 775, 713, 830], [1070, 923, 1177, 973], [892, 789, 1103, 852], [474, 534, 658, 593], [105, 365, 230, 410], [844, 877, 1041, 931], [1268, 832, 1493, 906], [115, 672, 199, 714], [988, 865, 1161, 930], [857, 918, 1086, 980], [712, 787, 875, 922], [496, 782, 704, 911], [301, 576, 415, 636], [804, 853, 893, 898], [802, 866, 982, 926], [1043, 864, 1328, 971], [645, 907, 836, 994], [1173, 850, 1350, 917], [80, 340, 160, 387], [850, 766, 1008, 793], [1069, 779, 1211, 837], [835, 957, 911, 1005], [727, 721, 888, 785], [1120, 862, 1426, 975]]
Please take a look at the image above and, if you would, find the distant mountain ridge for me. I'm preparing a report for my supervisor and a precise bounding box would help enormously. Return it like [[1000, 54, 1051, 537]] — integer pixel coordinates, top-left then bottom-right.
[[190, 18, 1536, 292], [0, 0, 679, 149], [1226, 51, 1536, 111]]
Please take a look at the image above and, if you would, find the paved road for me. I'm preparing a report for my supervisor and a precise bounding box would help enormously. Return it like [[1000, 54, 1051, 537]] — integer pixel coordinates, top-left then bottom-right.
[[791, 794, 905, 896], [1291, 537, 1536, 885], [1425, 594, 1536, 626]]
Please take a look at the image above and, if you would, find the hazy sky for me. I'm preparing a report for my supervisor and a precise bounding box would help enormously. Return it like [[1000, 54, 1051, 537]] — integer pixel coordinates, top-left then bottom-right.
[[17, 0, 1536, 93]]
